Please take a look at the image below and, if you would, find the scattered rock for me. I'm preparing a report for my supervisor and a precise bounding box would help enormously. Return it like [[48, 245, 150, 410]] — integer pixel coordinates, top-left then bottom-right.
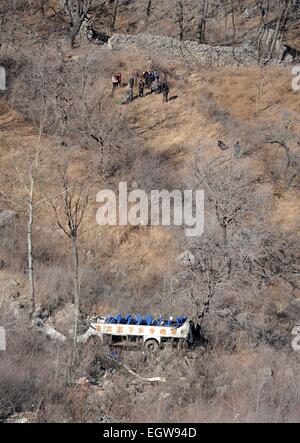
[[176, 251, 195, 267], [36, 322, 68, 342], [2, 412, 36, 423], [77, 377, 91, 387], [32, 305, 42, 318]]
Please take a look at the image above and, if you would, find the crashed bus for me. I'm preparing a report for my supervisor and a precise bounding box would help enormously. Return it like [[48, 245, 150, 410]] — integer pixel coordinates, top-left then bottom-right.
[[78, 314, 195, 352]]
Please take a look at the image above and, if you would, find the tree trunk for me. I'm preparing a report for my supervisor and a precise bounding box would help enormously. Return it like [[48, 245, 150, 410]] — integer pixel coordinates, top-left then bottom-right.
[[111, 0, 119, 32], [197, 0, 208, 44], [224, 4, 228, 44], [28, 197, 35, 319], [230, 0, 236, 42], [268, 14, 282, 60], [146, 0, 152, 20], [268, 1, 292, 61], [40, 0, 46, 18], [71, 235, 80, 364], [70, 21, 83, 48], [178, 1, 184, 41]]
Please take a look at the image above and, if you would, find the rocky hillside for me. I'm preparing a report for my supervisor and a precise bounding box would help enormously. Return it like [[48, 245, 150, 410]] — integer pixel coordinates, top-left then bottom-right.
[[0, 0, 299, 424]]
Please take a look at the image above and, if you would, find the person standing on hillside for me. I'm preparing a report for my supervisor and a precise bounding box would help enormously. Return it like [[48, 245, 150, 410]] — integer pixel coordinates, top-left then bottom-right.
[[128, 75, 135, 100], [147, 71, 154, 91], [161, 72, 167, 82], [133, 70, 140, 86], [161, 80, 170, 102], [144, 71, 151, 89], [116, 72, 122, 88], [138, 79, 145, 97], [153, 70, 160, 81], [143, 71, 149, 88], [128, 75, 134, 90], [234, 141, 242, 157], [111, 73, 119, 95], [149, 71, 155, 84]]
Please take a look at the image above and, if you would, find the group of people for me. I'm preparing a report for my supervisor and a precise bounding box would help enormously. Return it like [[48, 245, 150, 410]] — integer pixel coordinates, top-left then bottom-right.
[[112, 69, 170, 104]]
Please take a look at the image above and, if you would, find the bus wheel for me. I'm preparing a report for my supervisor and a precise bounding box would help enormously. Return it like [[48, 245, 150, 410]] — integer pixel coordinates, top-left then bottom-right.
[[144, 339, 159, 354]]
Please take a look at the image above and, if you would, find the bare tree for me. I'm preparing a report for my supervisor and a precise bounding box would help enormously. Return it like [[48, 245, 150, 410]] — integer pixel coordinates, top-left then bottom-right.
[[265, 114, 300, 188], [188, 148, 264, 324], [267, 0, 293, 61], [255, 66, 267, 116], [59, 0, 97, 47], [47, 167, 90, 362], [194, 150, 262, 248], [248, 231, 300, 293], [71, 93, 129, 174], [0, 118, 46, 318], [45, 57, 133, 174]]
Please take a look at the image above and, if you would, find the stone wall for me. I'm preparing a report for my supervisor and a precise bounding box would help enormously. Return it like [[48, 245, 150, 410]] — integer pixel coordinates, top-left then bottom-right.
[[107, 33, 259, 68]]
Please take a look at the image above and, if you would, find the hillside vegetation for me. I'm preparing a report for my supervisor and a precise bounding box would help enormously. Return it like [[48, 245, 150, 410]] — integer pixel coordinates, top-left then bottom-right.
[[0, 0, 299, 423]]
